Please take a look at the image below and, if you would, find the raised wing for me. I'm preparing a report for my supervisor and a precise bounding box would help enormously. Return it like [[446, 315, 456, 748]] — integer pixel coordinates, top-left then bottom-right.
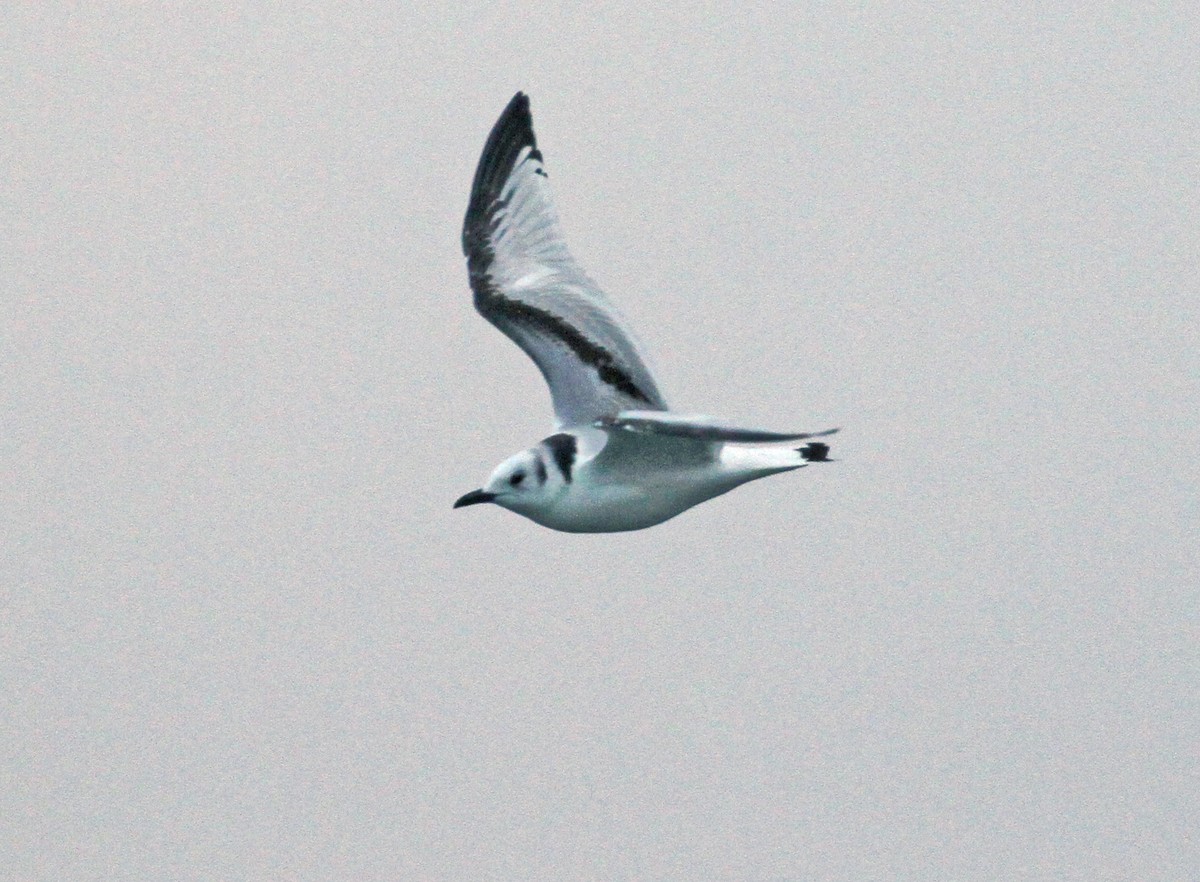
[[463, 93, 668, 427], [598, 411, 840, 443]]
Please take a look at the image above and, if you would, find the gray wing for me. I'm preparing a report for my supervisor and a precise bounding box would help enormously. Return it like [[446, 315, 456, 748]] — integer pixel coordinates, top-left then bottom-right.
[[462, 93, 668, 428], [587, 422, 715, 482], [599, 411, 840, 443]]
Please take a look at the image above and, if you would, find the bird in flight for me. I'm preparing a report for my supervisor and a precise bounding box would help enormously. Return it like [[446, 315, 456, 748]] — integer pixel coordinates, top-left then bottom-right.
[[454, 93, 837, 532]]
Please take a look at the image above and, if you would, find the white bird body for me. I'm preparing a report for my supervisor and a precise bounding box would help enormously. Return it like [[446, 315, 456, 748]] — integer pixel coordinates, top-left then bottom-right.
[[550, 448, 812, 534], [454, 94, 837, 532], [490, 429, 808, 534]]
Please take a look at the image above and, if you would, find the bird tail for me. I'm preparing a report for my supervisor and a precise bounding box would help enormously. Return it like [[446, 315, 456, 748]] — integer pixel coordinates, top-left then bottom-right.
[[798, 441, 833, 462]]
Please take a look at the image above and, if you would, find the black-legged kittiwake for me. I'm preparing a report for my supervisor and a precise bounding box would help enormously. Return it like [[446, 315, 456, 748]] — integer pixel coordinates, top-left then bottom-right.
[[454, 93, 838, 532]]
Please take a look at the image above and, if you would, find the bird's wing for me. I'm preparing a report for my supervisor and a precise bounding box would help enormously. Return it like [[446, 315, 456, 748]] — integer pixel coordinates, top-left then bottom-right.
[[586, 421, 715, 481], [599, 411, 840, 443], [462, 93, 668, 428]]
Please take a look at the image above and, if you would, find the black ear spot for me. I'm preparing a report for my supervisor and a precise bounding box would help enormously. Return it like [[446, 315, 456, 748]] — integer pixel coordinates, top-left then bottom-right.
[[509, 471, 525, 486]]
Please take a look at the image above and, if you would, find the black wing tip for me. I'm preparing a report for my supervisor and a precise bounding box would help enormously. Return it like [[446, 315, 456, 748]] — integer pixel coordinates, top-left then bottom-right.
[[469, 94, 537, 194], [492, 92, 533, 143], [462, 91, 542, 259], [506, 90, 530, 114]]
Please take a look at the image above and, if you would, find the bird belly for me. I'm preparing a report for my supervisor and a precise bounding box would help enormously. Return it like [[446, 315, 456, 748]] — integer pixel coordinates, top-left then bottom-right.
[[524, 467, 749, 533]]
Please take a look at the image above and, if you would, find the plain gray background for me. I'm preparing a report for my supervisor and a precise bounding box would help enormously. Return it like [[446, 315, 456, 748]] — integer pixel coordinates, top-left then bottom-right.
[[3, 5, 1197, 880]]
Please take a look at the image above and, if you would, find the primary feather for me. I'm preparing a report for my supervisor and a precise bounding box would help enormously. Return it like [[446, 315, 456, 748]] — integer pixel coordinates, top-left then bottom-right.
[[462, 93, 668, 427]]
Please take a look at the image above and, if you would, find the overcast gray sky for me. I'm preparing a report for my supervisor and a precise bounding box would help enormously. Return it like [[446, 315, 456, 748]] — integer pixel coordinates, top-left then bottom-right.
[[3, 4, 1197, 880]]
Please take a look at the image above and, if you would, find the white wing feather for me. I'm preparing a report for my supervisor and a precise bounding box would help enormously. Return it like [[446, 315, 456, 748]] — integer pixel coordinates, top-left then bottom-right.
[[599, 411, 839, 443], [462, 93, 668, 428]]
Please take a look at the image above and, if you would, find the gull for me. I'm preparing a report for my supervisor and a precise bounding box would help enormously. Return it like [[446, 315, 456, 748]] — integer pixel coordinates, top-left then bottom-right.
[[454, 93, 837, 532]]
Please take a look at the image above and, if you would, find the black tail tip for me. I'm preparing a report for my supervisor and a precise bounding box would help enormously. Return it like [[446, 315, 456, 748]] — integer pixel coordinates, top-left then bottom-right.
[[799, 442, 832, 462]]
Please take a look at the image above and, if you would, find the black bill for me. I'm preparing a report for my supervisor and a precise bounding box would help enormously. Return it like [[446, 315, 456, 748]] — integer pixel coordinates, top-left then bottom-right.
[[453, 489, 497, 508]]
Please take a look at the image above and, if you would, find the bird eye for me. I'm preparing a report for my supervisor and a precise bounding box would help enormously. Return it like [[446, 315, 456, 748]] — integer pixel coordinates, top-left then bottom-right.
[[509, 471, 525, 486]]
